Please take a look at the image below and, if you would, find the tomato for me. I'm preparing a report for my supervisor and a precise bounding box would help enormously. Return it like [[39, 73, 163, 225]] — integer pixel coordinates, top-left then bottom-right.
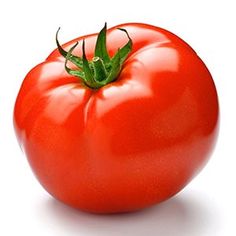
[[14, 23, 219, 213]]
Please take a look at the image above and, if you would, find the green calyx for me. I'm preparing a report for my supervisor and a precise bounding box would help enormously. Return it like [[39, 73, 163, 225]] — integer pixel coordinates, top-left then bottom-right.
[[56, 23, 132, 89]]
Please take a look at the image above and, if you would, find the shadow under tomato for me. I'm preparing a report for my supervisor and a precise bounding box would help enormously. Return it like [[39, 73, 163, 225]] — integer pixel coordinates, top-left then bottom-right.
[[37, 191, 220, 236]]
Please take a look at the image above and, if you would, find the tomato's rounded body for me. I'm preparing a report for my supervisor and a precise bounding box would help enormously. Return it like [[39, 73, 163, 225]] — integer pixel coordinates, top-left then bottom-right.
[[14, 23, 219, 213]]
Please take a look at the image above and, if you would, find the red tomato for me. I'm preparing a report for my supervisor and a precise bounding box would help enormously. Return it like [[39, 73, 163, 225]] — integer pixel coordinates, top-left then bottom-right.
[[14, 23, 219, 213]]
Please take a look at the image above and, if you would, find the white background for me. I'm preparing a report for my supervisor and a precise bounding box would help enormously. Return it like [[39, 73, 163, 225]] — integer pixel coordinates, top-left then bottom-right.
[[0, 0, 235, 235]]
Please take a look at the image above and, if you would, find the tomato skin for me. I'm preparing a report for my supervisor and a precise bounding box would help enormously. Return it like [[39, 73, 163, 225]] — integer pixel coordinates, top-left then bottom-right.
[[14, 23, 219, 213]]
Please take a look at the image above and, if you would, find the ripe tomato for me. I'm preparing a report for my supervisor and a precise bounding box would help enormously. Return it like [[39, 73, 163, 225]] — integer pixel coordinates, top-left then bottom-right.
[[14, 23, 219, 213]]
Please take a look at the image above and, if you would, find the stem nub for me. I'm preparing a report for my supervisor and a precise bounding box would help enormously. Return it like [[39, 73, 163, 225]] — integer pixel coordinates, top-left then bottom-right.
[[56, 23, 132, 89], [93, 57, 107, 82]]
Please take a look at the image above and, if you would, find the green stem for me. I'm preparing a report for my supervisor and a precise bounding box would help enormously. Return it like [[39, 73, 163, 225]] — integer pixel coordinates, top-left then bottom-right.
[[56, 23, 132, 89], [93, 57, 107, 82]]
